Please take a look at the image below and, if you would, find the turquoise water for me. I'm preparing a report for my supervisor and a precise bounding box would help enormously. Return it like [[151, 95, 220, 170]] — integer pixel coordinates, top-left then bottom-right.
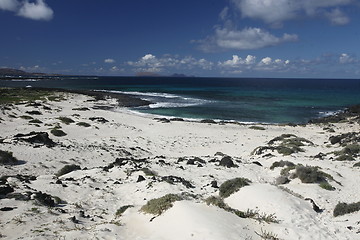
[[1, 76, 359, 123]]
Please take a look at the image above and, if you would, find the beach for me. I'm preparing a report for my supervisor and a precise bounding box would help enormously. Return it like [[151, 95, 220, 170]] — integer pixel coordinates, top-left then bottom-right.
[[1, 89, 360, 239]]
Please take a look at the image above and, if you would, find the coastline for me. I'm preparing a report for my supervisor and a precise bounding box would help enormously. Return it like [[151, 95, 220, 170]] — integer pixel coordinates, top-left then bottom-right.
[[1, 88, 360, 239]]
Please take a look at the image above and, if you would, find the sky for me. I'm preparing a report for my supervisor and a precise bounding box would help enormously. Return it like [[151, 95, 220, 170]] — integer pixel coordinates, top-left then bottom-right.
[[1, 0, 360, 78]]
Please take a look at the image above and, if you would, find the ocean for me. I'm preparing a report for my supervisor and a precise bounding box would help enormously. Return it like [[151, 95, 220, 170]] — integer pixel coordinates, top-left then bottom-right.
[[1, 76, 360, 124]]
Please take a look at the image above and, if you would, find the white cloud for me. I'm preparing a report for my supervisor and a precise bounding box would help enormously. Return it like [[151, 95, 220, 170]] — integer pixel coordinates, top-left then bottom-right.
[[0, 0, 53, 21], [218, 54, 292, 74], [218, 55, 257, 68], [104, 58, 115, 64], [260, 57, 272, 65], [339, 53, 355, 64], [231, 0, 353, 26], [0, 0, 19, 11], [325, 8, 350, 25], [212, 27, 298, 50], [127, 54, 214, 73], [17, 0, 53, 21], [142, 54, 156, 61]]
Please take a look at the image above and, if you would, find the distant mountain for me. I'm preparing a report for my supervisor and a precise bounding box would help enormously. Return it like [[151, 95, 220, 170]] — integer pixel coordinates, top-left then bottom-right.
[[135, 72, 162, 77], [170, 73, 195, 78], [0, 68, 50, 76]]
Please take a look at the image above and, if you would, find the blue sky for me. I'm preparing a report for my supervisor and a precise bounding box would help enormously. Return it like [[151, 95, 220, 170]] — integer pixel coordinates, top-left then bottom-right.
[[1, 0, 360, 78]]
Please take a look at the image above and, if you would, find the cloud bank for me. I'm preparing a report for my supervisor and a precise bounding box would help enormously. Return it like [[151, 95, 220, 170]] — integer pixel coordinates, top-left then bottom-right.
[[231, 0, 353, 26], [0, 0, 53, 21]]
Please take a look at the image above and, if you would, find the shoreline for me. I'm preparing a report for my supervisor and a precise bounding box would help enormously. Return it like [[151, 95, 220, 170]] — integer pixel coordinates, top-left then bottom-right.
[[1, 89, 360, 239]]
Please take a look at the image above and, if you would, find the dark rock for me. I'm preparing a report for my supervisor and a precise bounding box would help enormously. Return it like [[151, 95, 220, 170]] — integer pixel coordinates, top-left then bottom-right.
[[161, 176, 195, 189], [214, 152, 226, 157], [275, 176, 290, 185], [0, 207, 16, 211], [329, 132, 360, 145], [170, 118, 184, 122], [200, 119, 216, 124], [154, 118, 170, 123], [56, 208, 67, 214], [305, 198, 323, 213], [186, 157, 206, 165], [211, 180, 219, 188], [89, 117, 108, 123], [56, 179, 62, 184], [56, 164, 81, 177], [219, 156, 237, 168], [15, 131, 55, 147], [313, 152, 326, 159], [0, 150, 18, 165], [0, 184, 14, 196], [158, 160, 166, 164], [137, 175, 146, 182], [6, 192, 31, 201], [25, 110, 42, 115], [70, 216, 80, 224], [79, 210, 90, 218], [252, 161, 263, 167], [33, 192, 56, 207]]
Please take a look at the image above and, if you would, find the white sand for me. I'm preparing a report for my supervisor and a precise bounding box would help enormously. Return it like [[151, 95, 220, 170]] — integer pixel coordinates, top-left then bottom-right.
[[0, 92, 359, 239]]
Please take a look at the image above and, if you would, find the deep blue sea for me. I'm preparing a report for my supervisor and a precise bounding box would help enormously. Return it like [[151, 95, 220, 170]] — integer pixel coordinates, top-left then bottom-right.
[[1, 76, 360, 124]]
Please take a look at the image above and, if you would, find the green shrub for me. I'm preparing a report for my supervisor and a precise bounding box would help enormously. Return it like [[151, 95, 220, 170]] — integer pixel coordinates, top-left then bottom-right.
[[51, 129, 67, 137], [249, 126, 266, 130], [219, 177, 251, 198], [115, 205, 134, 217], [205, 196, 278, 222], [205, 196, 229, 209], [295, 165, 327, 183], [58, 117, 75, 125], [140, 194, 183, 215], [56, 164, 81, 177], [335, 154, 355, 161], [141, 168, 157, 176], [76, 122, 91, 127], [353, 162, 360, 167], [20, 115, 33, 120], [334, 144, 360, 161], [319, 182, 335, 191], [270, 160, 295, 170], [333, 202, 360, 217], [29, 119, 43, 124], [0, 150, 18, 165], [72, 107, 90, 111]]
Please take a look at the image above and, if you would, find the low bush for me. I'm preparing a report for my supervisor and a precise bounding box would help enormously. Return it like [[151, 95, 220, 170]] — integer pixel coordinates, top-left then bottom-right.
[[76, 122, 91, 127], [58, 117, 75, 125], [20, 115, 33, 120], [0, 150, 18, 165], [115, 205, 134, 217], [249, 126, 266, 130], [141, 168, 157, 176], [333, 202, 360, 217], [29, 119, 43, 124], [353, 162, 360, 167], [51, 129, 67, 137], [319, 182, 335, 191], [295, 165, 326, 183], [219, 177, 251, 198], [270, 160, 295, 170], [140, 194, 183, 215], [56, 164, 81, 177]]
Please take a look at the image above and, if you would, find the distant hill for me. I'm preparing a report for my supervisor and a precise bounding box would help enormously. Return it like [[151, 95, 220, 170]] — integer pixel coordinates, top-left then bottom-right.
[[0, 68, 61, 78], [170, 73, 195, 78], [0, 68, 29, 76]]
